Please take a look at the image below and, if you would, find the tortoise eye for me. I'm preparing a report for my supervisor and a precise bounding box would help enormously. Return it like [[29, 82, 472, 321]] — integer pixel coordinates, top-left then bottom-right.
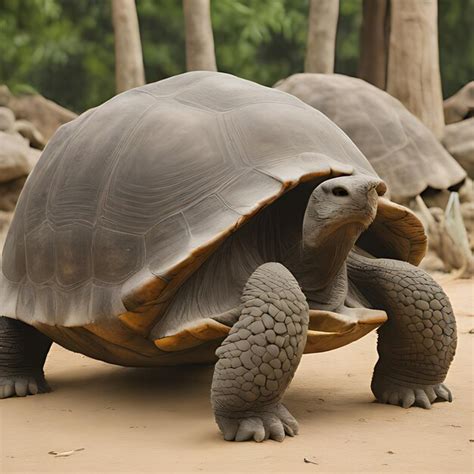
[[332, 186, 349, 197]]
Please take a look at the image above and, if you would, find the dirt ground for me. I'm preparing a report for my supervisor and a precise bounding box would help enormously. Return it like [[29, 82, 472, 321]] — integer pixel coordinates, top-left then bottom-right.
[[0, 279, 472, 473]]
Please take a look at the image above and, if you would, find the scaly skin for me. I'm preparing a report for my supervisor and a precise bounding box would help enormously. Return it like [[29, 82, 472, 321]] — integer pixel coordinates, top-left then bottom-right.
[[348, 253, 456, 409], [211, 263, 309, 442], [0, 317, 52, 398]]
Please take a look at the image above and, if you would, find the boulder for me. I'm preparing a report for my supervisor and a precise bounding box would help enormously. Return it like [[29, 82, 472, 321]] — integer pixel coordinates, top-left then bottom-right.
[[7, 93, 77, 141], [0, 132, 32, 183], [0, 176, 27, 212], [442, 118, 474, 178], [444, 81, 474, 124], [13, 119, 47, 149], [0, 106, 15, 132], [0, 210, 13, 250]]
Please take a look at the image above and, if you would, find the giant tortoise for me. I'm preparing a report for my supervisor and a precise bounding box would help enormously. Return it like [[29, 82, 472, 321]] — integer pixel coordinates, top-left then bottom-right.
[[0, 72, 456, 442], [275, 73, 466, 202]]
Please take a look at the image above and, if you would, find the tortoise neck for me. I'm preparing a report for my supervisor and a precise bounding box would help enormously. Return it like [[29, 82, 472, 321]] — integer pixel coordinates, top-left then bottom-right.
[[296, 222, 365, 296]]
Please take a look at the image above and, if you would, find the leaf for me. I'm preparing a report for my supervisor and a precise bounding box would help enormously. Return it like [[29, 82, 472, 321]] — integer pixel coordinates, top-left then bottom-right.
[[48, 448, 85, 458]]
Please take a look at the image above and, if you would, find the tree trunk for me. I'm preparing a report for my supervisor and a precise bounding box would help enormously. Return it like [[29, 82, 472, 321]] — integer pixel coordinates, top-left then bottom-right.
[[386, 0, 444, 139], [305, 0, 340, 73], [183, 0, 217, 71], [111, 0, 145, 93], [358, 0, 389, 89]]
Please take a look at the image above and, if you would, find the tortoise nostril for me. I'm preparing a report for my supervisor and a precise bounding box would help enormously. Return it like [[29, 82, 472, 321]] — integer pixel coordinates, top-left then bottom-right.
[[332, 186, 349, 197]]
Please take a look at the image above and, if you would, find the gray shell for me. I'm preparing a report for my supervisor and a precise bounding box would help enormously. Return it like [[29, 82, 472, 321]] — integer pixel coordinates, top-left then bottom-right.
[[0, 71, 377, 327], [275, 73, 466, 200]]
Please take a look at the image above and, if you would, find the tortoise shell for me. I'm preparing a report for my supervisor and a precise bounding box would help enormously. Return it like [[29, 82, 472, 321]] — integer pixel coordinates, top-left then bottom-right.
[[0, 72, 426, 366], [275, 73, 466, 200]]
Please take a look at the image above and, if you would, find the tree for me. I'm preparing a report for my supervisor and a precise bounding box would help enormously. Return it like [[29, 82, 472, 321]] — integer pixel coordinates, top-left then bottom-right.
[[111, 0, 145, 93], [183, 0, 217, 71], [386, 0, 444, 138], [304, 0, 339, 73], [358, 0, 388, 89]]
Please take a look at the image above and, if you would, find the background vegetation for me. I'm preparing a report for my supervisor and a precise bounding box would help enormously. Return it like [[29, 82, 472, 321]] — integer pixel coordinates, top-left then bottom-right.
[[1, 0, 472, 113]]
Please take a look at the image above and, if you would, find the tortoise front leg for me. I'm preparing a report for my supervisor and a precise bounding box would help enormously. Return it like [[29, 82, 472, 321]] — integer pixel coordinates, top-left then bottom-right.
[[211, 263, 309, 442], [348, 253, 456, 409]]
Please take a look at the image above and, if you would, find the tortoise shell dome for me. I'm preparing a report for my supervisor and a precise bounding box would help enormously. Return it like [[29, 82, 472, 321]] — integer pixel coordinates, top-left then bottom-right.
[[0, 72, 422, 329]]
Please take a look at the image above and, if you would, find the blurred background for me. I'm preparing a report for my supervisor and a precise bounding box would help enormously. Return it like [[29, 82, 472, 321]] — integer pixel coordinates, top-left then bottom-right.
[[0, 0, 473, 113]]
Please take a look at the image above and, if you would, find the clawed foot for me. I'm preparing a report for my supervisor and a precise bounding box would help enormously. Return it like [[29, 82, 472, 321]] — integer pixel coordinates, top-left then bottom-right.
[[0, 373, 50, 399], [215, 404, 299, 442], [372, 374, 452, 409]]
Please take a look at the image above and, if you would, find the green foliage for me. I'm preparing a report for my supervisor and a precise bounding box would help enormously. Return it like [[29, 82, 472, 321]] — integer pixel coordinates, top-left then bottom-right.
[[0, 0, 472, 112], [439, 0, 474, 97]]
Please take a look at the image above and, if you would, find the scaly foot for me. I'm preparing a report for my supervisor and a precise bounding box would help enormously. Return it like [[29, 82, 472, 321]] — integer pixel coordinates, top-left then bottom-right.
[[215, 403, 298, 442], [0, 372, 50, 398], [372, 372, 452, 409]]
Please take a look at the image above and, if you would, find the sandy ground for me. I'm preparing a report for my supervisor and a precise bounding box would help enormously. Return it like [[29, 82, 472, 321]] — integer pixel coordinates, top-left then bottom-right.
[[0, 279, 472, 473]]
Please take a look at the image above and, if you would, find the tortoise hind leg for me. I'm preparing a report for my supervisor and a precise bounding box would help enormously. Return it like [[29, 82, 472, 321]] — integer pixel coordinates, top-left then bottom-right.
[[0, 316, 52, 398], [211, 263, 309, 442], [347, 253, 456, 409]]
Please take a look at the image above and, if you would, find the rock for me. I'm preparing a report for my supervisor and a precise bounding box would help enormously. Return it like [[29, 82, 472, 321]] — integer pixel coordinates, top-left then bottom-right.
[[13, 119, 46, 149], [442, 118, 474, 178], [26, 146, 41, 171], [461, 202, 474, 250], [0, 176, 27, 212], [0, 132, 32, 182], [7, 93, 76, 141], [443, 81, 474, 124], [0, 210, 13, 249], [0, 85, 12, 106], [415, 196, 473, 278], [419, 250, 446, 273], [458, 178, 474, 203], [0, 106, 15, 132]]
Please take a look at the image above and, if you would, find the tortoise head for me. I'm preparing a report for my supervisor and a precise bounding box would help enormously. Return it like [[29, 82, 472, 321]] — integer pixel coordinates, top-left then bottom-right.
[[302, 175, 387, 253]]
